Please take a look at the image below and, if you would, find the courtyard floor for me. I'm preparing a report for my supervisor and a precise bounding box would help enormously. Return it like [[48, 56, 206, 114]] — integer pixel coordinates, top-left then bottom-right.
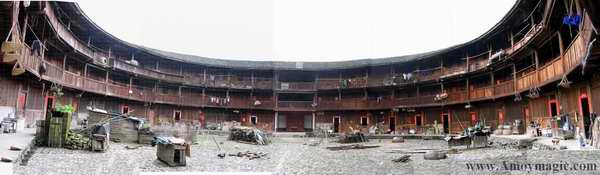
[[12, 135, 600, 175]]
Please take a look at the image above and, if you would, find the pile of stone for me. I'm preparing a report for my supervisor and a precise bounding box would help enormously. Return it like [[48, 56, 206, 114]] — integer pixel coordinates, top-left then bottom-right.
[[228, 126, 269, 145], [338, 132, 368, 143], [64, 131, 91, 150]]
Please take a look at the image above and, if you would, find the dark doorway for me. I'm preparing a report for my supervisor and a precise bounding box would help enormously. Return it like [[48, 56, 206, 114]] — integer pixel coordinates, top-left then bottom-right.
[[549, 101, 560, 126], [442, 113, 450, 134], [581, 97, 592, 138], [333, 116, 341, 133], [415, 115, 422, 127], [389, 117, 396, 132]]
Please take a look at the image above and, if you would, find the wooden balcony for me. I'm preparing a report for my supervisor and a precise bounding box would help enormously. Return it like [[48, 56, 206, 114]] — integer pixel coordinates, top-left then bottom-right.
[[506, 24, 544, 55], [229, 97, 251, 108], [441, 64, 467, 79], [366, 98, 392, 109], [317, 79, 340, 90], [563, 13, 593, 72], [106, 82, 130, 98], [63, 71, 84, 88], [278, 82, 315, 91], [447, 91, 468, 103], [278, 101, 315, 111], [318, 97, 369, 110], [516, 67, 537, 91], [396, 97, 417, 106], [538, 57, 563, 83], [469, 86, 493, 100], [113, 59, 185, 83], [43, 3, 109, 67], [494, 80, 514, 96], [468, 52, 489, 72], [367, 76, 386, 87], [229, 80, 253, 89], [83, 78, 106, 94], [254, 78, 273, 89], [180, 91, 203, 107], [155, 93, 180, 104], [417, 95, 436, 105], [417, 68, 442, 82]]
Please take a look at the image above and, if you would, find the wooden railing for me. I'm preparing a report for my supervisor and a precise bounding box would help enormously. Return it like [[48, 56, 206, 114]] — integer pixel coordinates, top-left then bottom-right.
[[417, 68, 442, 82], [63, 71, 84, 88], [468, 52, 489, 72], [447, 91, 468, 103], [366, 98, 392, 109], [106, 82, 130, 98], [278, 101, 314, 110], [254, 78, 273, 89], [506, 24, 543, 55], [84, 78, 107, 94], [156, 92, 180, 104], [278, 82, 315, 91], [417, 95, 436, 105], [43, 3, 109, 67], [180, 91, 203, 107], [441, 64, 467, 78], [469, 86, 493, 100], [538, 57, 564, 83], [563, 13, 593, 72], [229, 97, 251, 108], [317, 79, 340, 89], [113, 59, 184, 83], [396, 97, 417, 106], [516, 69, 538, 91], [494, 80, 514, 96]]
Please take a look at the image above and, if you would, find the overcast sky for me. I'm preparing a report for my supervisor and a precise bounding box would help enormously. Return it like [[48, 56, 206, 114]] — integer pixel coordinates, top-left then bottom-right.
[[77, 0, 516, 62]]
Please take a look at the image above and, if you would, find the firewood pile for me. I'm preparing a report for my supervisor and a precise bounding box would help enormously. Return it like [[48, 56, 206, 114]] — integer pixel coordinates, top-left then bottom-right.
[[228, 126, 269, 145], [138, 128, 155, 145], [65, 130, 91, 150]]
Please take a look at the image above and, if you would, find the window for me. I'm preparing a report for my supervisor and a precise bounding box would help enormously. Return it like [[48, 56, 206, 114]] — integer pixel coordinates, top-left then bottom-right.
[[250, 115, 258, 125], [174, 111, 182, 121], [360, 116, 368, 126], [121, 105, 129, 114]]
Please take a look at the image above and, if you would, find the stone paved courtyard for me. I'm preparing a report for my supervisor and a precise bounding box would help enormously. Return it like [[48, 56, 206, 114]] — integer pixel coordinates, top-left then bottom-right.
[[13, 135, 600, 175]]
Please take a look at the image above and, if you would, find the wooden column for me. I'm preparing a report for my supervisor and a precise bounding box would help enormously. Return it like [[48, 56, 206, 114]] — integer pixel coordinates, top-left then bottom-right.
[[314, 72, 319, 90], [466, 78, 470, 100], [511, 64, 517, 91], [490, 72, 495, 97]]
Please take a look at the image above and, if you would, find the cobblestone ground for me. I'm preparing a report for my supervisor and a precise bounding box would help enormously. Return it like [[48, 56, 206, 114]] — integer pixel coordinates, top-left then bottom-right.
[[14, 136, 600, 175]]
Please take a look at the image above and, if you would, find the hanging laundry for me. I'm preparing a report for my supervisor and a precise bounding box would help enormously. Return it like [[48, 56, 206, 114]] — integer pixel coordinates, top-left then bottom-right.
[[31, 40, 43, 56], [562, 15, 581, 27]]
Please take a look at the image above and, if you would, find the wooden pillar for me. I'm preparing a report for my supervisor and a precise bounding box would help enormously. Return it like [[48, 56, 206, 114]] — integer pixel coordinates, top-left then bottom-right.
[[465, 51, 470, 72], [314, 72, 319, 90], [557, 31, 565, 55], [490, 72, 495, 96], [466, 78, 470, 100], [251, 71, 255, 87], [203, 68, 207, 84], [512, 64, 517, 92]]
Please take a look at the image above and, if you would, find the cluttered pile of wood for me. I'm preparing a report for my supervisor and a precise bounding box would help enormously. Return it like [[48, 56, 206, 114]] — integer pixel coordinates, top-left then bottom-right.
[[65, 130, 91, 150], [338, 132, 368, 143], [228, 126, 269, 145]]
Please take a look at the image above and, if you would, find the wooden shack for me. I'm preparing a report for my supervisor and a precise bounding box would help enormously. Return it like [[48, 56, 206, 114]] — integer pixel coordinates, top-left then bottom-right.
[[156, 137, 188, 167]]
